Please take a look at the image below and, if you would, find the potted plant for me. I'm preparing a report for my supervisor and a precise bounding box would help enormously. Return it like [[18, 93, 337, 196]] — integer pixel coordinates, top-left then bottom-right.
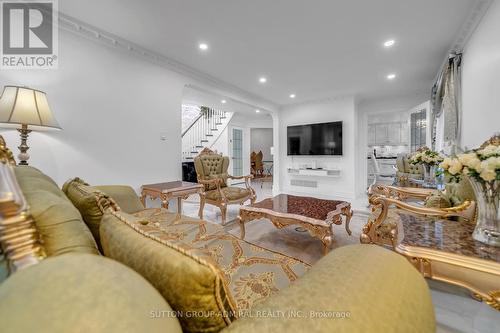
[[409, 147, 444, 187], [440, 134, 500, 247]]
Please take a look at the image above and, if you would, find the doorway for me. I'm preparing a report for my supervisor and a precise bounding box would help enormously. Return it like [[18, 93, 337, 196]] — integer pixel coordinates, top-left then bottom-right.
[[231, 127, 243, 177]]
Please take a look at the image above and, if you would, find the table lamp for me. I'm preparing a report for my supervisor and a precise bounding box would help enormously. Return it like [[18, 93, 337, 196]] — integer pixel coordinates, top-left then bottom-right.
[[0, 86, 61, 165]]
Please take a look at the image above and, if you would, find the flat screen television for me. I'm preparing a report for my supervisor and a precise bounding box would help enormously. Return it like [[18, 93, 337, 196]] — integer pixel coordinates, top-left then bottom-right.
[[287, 121, 343, 156]]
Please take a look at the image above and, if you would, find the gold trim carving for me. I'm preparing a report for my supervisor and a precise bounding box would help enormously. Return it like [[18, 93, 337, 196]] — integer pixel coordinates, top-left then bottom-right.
[[362, 184, 500, 311], [0, 135, 45, 274], [238, 201, 352, 255], [0, 135, 16, 165], [396, 243, 500, 311]]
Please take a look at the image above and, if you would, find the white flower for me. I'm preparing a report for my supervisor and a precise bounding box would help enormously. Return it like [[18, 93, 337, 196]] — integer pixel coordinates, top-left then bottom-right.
[[477, 145, 500, 158], [448, 159, 463, 175], [480, 168, 497, 182], [440, 158, 452, 170], [458, 153, 482, 171], [479, 157, 500, 182]]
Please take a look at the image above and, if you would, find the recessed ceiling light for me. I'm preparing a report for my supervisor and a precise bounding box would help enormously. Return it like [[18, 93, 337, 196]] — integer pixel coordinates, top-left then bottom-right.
[[255, 109, 261, 113], [221, 99, 227, 104], [199, 43, 208, 50], [387, 73, 396, 80], [289, 94, 296, 99], [259, 77, 267, 83], [384, 39, 395, 48]]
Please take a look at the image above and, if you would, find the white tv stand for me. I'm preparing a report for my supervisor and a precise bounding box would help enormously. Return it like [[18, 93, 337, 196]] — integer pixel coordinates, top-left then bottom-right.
[[287, 168, 341, 178]]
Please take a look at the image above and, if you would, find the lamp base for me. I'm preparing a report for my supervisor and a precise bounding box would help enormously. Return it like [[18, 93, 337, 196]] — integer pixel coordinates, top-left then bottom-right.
[[17, 124, 31, 166]]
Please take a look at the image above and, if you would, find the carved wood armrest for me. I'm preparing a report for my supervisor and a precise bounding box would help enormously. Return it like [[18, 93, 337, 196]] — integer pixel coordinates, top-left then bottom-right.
[[197, 178, 223, 196], [373, 194, 476, 222], [228, 174, 253, 180], [228, 175, 255, 194], [362, 194, 476, 248], [369, 184, 435, 201]]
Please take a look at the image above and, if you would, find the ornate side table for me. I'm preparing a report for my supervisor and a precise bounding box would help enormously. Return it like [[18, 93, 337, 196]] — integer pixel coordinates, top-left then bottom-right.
[[362, 208, 500, 310], [140, 181, 204, 218], [238, 194, 352, 255]]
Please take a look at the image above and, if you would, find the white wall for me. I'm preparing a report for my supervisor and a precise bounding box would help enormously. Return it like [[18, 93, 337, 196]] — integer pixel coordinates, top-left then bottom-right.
[[278, 97, 357, 200], [462, 0, 500, 149], [0, 28, 273, 190], [251, 128, 273, 161]]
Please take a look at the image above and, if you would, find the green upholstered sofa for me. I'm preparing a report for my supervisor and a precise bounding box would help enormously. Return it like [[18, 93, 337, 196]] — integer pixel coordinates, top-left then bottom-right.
[[0, 155, 436, 332]]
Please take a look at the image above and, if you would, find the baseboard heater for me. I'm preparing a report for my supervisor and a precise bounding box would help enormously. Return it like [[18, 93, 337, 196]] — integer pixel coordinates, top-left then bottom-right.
[[290, 179, 318, 188]]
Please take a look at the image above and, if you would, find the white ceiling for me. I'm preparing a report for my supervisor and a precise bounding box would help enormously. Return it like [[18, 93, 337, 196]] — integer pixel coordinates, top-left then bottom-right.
[[183, 85, 271, 118], [60, 0, 483, 106]]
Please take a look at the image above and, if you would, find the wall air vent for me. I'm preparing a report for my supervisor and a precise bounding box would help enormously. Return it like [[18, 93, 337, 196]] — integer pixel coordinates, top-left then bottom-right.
[[290, 179, 318, 188]]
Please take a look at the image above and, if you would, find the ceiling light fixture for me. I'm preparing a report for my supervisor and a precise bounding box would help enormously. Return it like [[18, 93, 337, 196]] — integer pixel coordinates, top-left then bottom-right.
[[199, 43, 208, 51], [259, 77, 267, 83], [255, 109, 261, 113], [221, 99, 227, 104], [387, 73, 396, 80], [289, 94, 296, 99], [384, 39, 395, 48]]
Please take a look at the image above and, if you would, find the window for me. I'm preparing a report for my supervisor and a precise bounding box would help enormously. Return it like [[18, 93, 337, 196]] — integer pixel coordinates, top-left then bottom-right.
[[410, 109, 427, 152]]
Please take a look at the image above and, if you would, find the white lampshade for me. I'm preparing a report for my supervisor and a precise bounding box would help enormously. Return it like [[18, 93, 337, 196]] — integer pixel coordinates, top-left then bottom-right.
[[0, 86, 61, 130], [270, 146, 274, 155]]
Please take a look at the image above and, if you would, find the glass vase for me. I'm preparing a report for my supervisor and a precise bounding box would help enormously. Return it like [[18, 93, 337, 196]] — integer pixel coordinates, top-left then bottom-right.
[[469, 177, 500, 247], [422, 164, 437, 188]]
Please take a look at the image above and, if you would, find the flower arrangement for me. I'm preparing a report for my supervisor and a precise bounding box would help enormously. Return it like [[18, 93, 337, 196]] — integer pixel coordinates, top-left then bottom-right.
[[440, 143, 500, 183], [440, 134, 500, 246], [409, 147, 444, 166]]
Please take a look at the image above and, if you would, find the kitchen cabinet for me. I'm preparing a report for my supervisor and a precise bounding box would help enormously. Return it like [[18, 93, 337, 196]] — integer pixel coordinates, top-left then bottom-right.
[[368, 125, 376, 144], [368, 122, 408, 146], [400, 122, 409, 144], [387, 124, 401, 143], [375, 124, 388, 144]]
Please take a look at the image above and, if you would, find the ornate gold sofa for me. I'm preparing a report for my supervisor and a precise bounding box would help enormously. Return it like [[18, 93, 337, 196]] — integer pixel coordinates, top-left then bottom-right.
[[194, 148, 256, 225], [0, 136, 436, 332]]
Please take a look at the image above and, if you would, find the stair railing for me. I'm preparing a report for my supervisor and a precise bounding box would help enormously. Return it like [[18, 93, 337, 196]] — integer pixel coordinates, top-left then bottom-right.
[[181, 107, 228, 160]]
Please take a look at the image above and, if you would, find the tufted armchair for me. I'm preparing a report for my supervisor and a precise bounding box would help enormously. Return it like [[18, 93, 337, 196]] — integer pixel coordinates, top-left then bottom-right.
[[194, 148, 256, 225], [395, 153, 424, 186]]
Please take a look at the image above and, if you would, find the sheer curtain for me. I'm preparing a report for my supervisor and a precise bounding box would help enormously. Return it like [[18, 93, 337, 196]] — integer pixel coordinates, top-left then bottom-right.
[[431, 54, 462, 154]]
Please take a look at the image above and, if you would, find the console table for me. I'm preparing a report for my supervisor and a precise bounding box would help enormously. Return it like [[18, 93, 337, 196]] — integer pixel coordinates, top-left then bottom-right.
[[140, 181, 203, 217]]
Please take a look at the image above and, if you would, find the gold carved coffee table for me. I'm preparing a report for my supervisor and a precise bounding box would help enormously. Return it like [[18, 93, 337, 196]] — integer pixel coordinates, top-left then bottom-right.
[[237, 194, 353, 255], [141, 181, 203, 218]]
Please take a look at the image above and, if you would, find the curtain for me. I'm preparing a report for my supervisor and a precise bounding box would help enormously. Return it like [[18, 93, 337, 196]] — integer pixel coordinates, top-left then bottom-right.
[[430, 54, 462, 153]]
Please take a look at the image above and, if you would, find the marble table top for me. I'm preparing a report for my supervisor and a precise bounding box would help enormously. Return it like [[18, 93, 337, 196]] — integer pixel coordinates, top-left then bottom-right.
[[249, 194, 348, 221], [396, 212, 500, 263]]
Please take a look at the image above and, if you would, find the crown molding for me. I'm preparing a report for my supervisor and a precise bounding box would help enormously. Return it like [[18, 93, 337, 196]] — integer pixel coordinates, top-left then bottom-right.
[[57, 13, 278, 111], [450, 0, 494, 52], [431, 0, 493, 85]]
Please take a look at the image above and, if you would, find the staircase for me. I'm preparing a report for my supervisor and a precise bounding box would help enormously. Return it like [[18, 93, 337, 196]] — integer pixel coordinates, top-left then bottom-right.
[[182, 106, 233, 161]]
